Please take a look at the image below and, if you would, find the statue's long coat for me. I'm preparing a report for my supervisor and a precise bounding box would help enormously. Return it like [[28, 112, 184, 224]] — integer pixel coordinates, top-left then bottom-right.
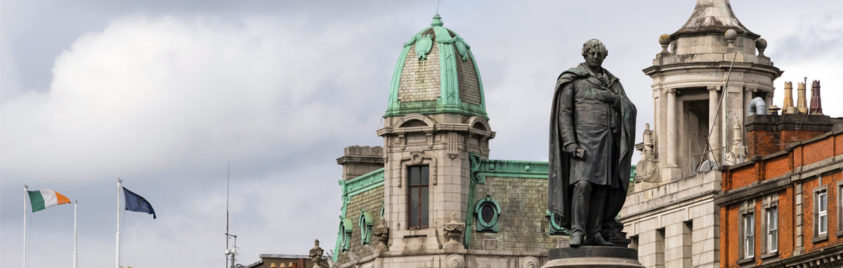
[[548, 63, 636, 229]]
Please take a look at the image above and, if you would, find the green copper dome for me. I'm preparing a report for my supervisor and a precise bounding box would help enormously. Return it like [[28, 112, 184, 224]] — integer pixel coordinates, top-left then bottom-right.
[[384, 14, 487, 118]]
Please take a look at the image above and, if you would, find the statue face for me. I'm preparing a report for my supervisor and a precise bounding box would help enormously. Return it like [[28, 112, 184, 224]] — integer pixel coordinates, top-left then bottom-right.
[[584, 49, 605, 69]]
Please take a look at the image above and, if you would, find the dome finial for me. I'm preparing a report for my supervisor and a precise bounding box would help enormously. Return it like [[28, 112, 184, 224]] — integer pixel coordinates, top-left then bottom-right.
[[431, 14, 443, 27]]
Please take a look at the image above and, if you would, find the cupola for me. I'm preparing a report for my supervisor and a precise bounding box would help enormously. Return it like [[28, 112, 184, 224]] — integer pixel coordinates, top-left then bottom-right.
[[384, 14, 487, 119]]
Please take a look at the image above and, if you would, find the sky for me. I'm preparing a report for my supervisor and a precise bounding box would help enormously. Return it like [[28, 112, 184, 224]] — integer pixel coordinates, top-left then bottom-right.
[[2, 0, 843, 267]]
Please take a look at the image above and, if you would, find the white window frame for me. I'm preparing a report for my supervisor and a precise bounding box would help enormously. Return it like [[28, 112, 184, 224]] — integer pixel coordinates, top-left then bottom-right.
[[744, 213, 755, 258], [766, 207, 778, 253], [818, 191, 828, 236]]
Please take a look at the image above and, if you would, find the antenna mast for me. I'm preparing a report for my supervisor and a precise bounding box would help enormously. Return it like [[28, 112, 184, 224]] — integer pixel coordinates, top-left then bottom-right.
[[225, 161, 237, 268]]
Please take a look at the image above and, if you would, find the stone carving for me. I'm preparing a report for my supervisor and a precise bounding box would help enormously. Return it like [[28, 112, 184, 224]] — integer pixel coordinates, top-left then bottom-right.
[[725, 122, 747, 166], [520, 256, 540, 268], [371, 218, 389, 250], [309, 239, 329, 268], [635, 123, 659, 183], [444, 254, 465, 268], [548, 39, 636, 247], [442, 213, 465, 250]]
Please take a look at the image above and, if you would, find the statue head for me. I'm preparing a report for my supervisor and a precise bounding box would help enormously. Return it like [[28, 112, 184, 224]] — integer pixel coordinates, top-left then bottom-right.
[[581, 39, 608, 70], [314, 239, 320, 247]]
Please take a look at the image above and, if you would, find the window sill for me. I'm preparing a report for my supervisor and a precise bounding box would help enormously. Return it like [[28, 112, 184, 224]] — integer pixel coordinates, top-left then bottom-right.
[[837, 230, 843, 237], [761, 251, 778, 260], [812, 234, 828, 243], [738, 257, 754, 265]]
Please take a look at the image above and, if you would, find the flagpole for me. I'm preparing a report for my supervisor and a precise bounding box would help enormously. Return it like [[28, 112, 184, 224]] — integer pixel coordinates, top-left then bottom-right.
[[23, 185, 28, 268], [116, 178, 122, 268], [73, 200, 78, 268]]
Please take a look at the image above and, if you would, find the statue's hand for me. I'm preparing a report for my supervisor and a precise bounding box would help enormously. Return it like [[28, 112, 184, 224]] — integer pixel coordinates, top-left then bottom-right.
[[564, 144, 586, 159]]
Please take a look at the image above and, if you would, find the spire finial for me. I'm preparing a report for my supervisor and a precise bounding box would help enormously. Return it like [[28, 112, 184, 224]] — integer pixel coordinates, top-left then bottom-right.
[[431, 14, 443, 27]]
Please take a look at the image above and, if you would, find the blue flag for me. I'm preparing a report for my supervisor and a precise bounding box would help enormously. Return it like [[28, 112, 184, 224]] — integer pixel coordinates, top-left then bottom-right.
[[123, 187, 156, 219]]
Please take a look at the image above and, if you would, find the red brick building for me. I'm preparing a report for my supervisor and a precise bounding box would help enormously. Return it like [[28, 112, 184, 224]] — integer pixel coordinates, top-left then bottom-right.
[[718, 114, 843, 267]]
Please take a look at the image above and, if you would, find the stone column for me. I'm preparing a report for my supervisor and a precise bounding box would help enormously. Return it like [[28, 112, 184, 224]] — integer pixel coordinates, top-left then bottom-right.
[[666, 88, 679, 173], [708, 86, 721, 163]]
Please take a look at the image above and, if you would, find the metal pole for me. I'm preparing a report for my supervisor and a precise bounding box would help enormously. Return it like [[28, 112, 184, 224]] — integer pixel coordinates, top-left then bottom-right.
[[226, 161, 230, 268], [23, 185, 28, 268], [74, 200, 78, 268], [116, 178, 122, 268]]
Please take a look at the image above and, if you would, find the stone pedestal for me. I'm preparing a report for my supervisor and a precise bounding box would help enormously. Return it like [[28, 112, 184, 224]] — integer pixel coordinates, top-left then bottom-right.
[[541, 246, 644, 268]]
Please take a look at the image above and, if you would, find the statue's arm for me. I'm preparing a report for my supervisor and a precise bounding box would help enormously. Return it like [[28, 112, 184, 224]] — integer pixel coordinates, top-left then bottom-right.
[[557, 82, 577, 149]]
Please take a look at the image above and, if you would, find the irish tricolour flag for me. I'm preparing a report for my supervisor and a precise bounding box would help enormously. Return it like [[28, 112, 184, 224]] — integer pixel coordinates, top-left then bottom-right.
[[27, 189, 71, 212]]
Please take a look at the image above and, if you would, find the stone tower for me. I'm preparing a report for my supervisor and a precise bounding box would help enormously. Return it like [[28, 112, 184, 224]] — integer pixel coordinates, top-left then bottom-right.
[[622, 1, 781, 267], [642, 0, 782, 181], [376, 14, 495, 263]]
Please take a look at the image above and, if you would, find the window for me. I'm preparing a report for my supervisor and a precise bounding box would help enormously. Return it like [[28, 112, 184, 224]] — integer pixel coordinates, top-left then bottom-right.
[[739, 200, 755, 263], [818, 191, 828, 236], [407, 165, 429, 229], [474, 194, 501, 232], [338, 218, 352, 251], [682, 221, 693, 267], [656, 228, 665, 267], [359, 211, 373, 245], [812, 184, 829, 243], [838, 181, 843, 236], [744, 213, 755, 258], [766, 207, 778, 253]]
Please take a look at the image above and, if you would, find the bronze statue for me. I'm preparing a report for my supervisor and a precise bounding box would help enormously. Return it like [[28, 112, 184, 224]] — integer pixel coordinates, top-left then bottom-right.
[[548, 39, 636, 247]]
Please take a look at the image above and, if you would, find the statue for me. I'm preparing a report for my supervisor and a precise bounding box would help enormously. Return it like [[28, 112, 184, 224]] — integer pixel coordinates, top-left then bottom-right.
[[309, 239, 329, 268], [548, 39, 637, 247]]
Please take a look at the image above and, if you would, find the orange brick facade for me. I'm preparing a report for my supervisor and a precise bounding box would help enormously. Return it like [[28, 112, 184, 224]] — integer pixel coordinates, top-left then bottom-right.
[[719, 130, 843, 267]]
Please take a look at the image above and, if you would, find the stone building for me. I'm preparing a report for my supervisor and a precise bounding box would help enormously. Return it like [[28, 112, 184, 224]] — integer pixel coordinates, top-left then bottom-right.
[[620, 0, 781, 267], [331, 14, 565, 268]]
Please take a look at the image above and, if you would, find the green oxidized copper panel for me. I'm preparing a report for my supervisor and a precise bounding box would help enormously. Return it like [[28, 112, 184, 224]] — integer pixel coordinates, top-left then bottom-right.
[[434, 26, 459, 108]]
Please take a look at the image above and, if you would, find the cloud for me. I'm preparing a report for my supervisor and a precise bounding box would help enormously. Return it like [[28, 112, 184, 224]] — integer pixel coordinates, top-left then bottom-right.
[[0, 14, 394, 267], [0, 16, 389, 183]]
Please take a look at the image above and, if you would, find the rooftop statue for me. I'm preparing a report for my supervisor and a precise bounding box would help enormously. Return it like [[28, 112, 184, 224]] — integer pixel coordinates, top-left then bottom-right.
[[548, 39, 637, 247]]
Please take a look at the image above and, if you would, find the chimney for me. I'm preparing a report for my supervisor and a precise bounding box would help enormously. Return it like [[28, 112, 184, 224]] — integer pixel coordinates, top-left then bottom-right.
[[783, 81, 795, 114], [796, 81, 808, 114], [810, 80, 823, 115], [337, 146, 384, 180], [745, 113, 832, 157]]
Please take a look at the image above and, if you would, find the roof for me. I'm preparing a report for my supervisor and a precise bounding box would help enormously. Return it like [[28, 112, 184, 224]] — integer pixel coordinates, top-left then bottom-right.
[[384, 14, 487, 119], [671, 0, 759, 40]]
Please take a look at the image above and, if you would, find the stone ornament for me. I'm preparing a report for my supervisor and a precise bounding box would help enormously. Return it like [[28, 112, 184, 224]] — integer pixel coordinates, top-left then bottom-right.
[[309, 239, 330, 268], [442, 213, 465, 250], [444, 254, 465, 268], [371, 218, 389, 250], [725, 122, 747, 166], [635, 123, 659, 183], [756, 38, 768, 57], [520, 256, 540, 268]]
